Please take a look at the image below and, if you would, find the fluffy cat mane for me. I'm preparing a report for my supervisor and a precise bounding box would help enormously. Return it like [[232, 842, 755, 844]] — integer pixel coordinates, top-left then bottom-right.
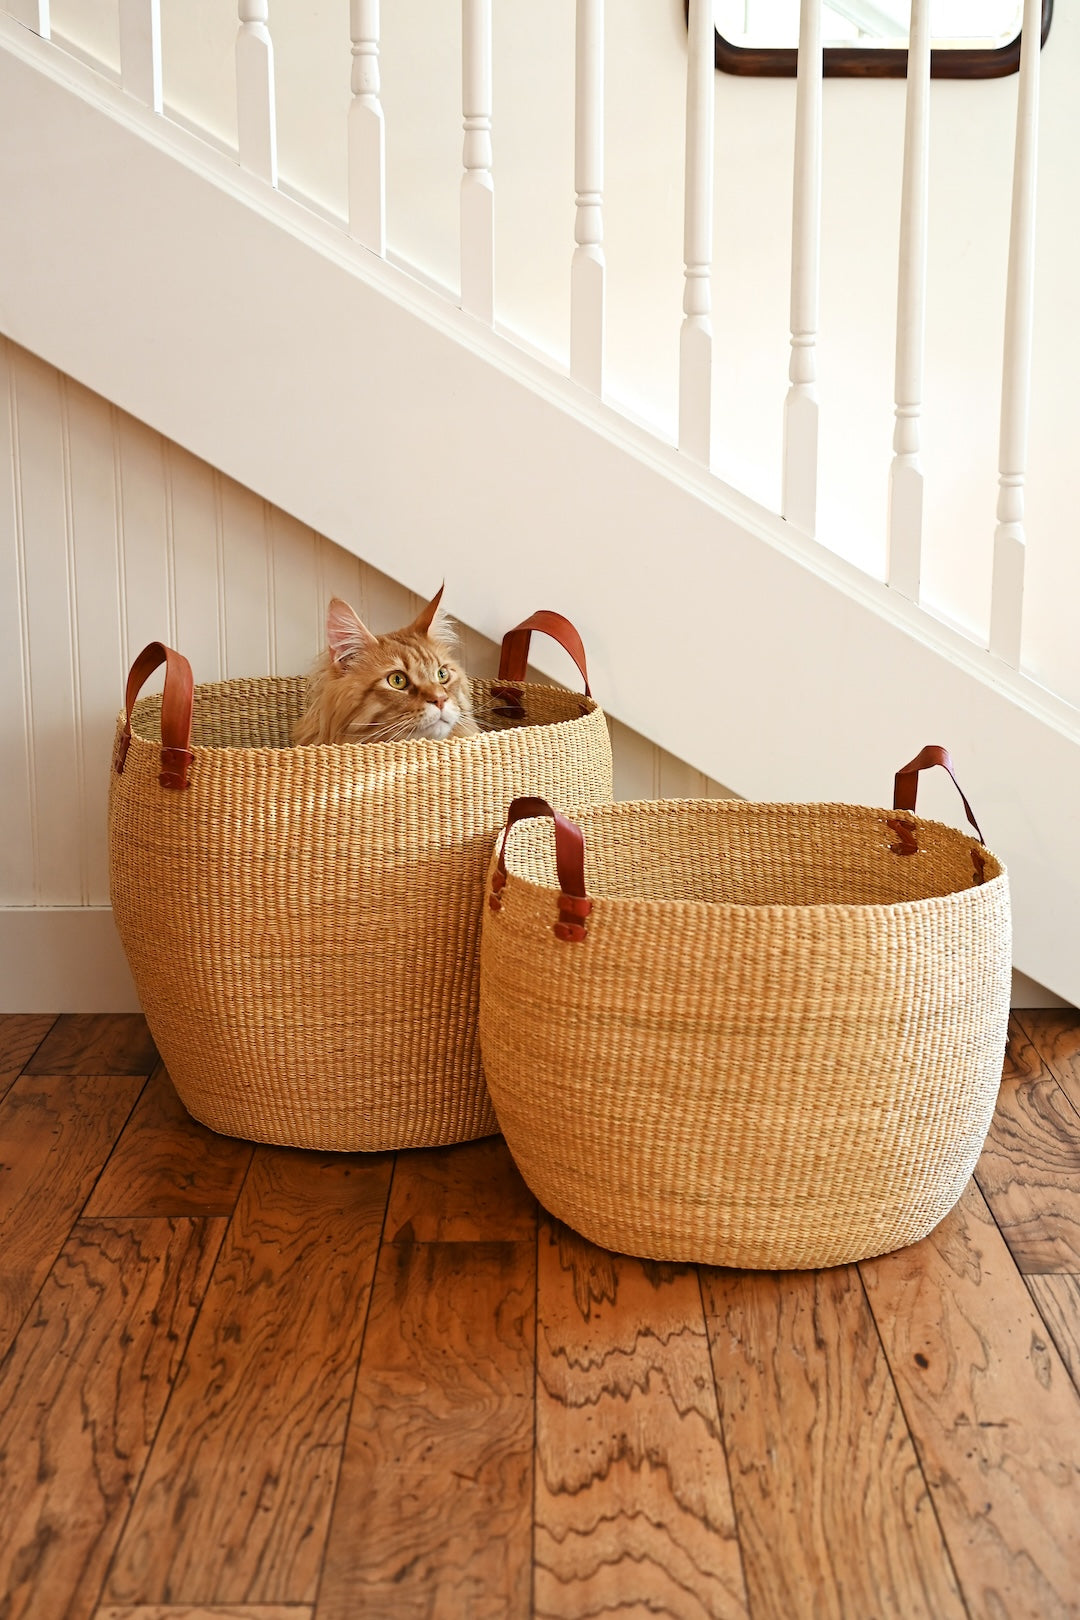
[[293, 586, 478, 746]]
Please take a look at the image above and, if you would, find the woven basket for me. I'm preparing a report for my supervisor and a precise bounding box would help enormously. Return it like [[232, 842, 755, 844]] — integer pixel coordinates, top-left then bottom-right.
[[108, 612, 612, 1151], [479, 749, 1011, 1269]]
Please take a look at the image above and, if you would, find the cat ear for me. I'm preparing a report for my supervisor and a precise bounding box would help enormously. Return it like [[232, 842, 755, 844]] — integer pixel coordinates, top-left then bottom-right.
[[326, 597, 377, 665], [410, 584, 446, 636]]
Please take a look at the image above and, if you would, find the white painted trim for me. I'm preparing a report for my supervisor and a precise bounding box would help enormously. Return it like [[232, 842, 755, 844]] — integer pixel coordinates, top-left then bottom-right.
[[1011, 970, 1073, 1011], [0, 14, 1073, 745], [0, 907, 140, 1013]]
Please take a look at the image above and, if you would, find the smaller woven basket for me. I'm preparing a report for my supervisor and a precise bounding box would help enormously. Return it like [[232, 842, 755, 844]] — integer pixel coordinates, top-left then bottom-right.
[[478, 748, 1011, 1270]]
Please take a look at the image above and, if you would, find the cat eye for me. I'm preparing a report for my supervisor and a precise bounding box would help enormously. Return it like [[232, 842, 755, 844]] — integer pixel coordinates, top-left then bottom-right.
[[436, 667, 450, 684], [387, 671, 408, 690]]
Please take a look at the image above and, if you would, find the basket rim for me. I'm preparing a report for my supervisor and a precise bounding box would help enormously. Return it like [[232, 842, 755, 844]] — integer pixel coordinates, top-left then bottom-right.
[[494, 796, 1007, 917], [122, 677, 605, 761]]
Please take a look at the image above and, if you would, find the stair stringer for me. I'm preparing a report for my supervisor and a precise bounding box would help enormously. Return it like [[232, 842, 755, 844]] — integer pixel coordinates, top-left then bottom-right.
[[1, 17, 1077, 1004]]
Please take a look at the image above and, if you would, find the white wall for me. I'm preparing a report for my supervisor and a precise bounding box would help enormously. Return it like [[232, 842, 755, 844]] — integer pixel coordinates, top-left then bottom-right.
[[0, 333, 1066, 1010], [42, 0, 1080, 712], [0, 335, 730, 1008]]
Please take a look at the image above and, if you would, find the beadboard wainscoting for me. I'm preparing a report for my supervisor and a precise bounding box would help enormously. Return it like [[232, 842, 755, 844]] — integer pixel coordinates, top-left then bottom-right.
[[0, 334, 734, 1011]]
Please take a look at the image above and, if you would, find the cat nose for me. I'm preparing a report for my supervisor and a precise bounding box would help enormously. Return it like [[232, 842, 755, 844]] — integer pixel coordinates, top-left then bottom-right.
[[430, 691, 447, 710]]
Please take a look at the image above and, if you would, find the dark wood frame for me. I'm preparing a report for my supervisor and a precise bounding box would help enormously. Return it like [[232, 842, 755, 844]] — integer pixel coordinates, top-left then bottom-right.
[[691, 0, 1053, 79]]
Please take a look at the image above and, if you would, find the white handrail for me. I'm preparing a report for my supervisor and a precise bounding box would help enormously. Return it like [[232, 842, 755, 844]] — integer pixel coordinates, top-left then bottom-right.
[[349, 0, 385, 255], [571, 0, 604, 397], [461, 0, 494, 323], [990, 0, 1043, 667], [782, 0, 822, 536], [236, 0, 277, 187], [887, 0, 931, 600], [679, 0, 714, 466], [119, 0, 162, 113]]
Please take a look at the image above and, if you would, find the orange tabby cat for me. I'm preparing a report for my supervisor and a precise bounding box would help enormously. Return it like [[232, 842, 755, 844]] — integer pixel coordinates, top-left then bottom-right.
[[293, 586, 477, 745]]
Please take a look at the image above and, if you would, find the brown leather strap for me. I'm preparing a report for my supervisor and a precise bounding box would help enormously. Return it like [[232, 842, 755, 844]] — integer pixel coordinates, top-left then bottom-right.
[[891, 744, 985, 847], [497, 611, 592, 697], [491, 796, 591, 941], [115, 642, 195, 790]]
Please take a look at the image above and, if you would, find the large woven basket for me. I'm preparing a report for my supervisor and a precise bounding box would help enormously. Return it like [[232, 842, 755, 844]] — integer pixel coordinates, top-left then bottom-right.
[[109, 612, 612, 1151], [479, 749, 1011, 1269]]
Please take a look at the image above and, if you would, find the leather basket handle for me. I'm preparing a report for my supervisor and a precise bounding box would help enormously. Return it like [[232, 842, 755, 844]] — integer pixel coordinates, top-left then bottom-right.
[[889, 744, 986, 881], [489, 796, 591, 941], [497, 611, 592, 697], [115, 642, 195, 790]]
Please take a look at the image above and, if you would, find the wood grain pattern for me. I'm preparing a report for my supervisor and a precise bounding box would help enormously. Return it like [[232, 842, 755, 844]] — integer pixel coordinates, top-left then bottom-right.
[[105, 1148, 393, 1609], [0, 1012, 55, 1098], [536, 1220, 749, 1620], [84, 1065, 254, 1218], [0, 1011, 56, 1072], [1018, 1008, 1080, 1117], [974, 1058, 1080, 1272], [0, 1072, 145, 1359], [861, 1180, 1080, 1620], [317, 1239, 535, 1620], [0, 1217, 225, 1620], [95, 1608, 311, 1620], [385, 1135, 535, 1243], [1026, 1274, 1080, 1393], [701, 1262, 963, 1620], [1003, 1012, 1052, 1083], [25, 1013, 159, 1075]]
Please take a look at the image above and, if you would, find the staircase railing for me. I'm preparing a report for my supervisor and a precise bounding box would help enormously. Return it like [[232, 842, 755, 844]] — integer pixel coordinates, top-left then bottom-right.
[[4, 0, 1053, 704]]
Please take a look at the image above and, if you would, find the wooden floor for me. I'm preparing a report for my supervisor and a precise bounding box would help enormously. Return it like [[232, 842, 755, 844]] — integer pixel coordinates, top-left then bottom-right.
[[1, 1014, 1079, 1620]]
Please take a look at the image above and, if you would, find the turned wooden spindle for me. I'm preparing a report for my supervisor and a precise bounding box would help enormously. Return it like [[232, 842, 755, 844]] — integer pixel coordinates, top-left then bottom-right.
[[236, 0, 278, 187]]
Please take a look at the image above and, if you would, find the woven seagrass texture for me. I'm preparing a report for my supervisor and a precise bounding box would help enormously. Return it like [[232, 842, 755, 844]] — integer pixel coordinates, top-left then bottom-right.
[[479, 798, 1011, 1269], [109, 675, 612, 1151]]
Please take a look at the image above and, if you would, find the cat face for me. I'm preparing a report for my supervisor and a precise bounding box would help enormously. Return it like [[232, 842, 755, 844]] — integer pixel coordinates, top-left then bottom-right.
[[293, 587, 476, 746]]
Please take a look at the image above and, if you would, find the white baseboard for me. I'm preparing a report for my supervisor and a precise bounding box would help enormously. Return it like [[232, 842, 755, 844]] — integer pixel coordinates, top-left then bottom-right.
[[0, 906, 1072, 1016], [1010, 969, 1073, 1010], [0, 907, 140, 1013]]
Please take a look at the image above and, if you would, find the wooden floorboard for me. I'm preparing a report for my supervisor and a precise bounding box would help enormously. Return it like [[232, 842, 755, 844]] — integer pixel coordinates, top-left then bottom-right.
[[0, 1216, 224, 1620], [0, 1013, 55, 1101], [1025, 1274, 1080, 1394], [1018, 1009, 1080, 1118], [536, 1219, 748, 1620], [84, 1065, 254, 1219], [701, 1262, 964, 1620], [861, 1180, 1080, 1620], [94, 1608, 312, 1619], [0, 1071, 145, 1360], [385, 1134, 535, 1243], [315, 1238, 536, 1620], [25, 1012, 159, 1076], [316, 1145, 537, 1620], [1, 1011, 1078, 1618], [975, 1023, 1080, 1273], [104, 1148, 393, 1611]]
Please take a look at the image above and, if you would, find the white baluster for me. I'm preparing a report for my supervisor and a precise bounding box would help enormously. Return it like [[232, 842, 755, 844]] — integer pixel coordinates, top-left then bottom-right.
[[679, 0, 714, 465], [571, 0, 604, 396], [782, 0, 822, 535], [25, 1, 49, 36], [887, 0, 931, 600], [990, 0, 1042, 667], [349, 0, 385, 255], [119, 0, 162, 113], [236, 0, 278, 187], [461, 0, 494, 323]]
